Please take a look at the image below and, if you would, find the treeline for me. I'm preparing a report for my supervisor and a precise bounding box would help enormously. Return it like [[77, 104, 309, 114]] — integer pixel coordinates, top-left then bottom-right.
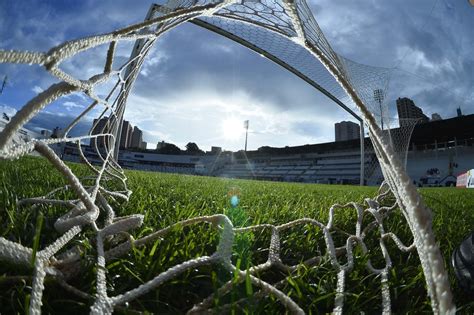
[[133, 142, 206, 155]]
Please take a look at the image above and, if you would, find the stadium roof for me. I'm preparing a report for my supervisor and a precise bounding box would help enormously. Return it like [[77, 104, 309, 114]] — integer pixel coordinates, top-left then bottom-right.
[[411, 114, 474, 146], [244, 114, 474, 157]]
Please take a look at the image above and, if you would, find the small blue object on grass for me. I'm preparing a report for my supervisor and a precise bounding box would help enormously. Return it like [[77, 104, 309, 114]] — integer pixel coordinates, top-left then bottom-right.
[[230, 195, 239, 208]]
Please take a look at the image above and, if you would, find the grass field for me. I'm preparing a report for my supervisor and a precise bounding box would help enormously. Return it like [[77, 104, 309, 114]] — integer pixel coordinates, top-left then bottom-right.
[[1, 156, 474, 314]]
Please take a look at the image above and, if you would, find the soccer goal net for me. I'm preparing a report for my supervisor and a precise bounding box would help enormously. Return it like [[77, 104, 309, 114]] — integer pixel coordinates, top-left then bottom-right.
[[0, 0, 454, 314]]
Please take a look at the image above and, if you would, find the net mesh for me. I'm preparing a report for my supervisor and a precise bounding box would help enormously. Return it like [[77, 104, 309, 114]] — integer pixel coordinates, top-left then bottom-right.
[[365, 118, 420, 185], [0, 0, 454, 314]]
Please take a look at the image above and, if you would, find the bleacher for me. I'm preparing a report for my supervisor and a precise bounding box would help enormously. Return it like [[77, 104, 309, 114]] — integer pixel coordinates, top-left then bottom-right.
[[407, 146, 474, 186], [219, 162, 255, 178], [216, 150, 363, 184], [56, 114, 474, 185]]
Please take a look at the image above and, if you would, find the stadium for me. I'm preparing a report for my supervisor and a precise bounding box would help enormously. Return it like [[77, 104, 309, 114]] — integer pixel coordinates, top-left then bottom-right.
[[57, 112, 474, 187], [1, 0, 474, 314]]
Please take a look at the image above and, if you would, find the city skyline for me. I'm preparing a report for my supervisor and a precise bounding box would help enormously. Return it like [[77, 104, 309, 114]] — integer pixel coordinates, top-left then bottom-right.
[[0, 0, 473, 151]]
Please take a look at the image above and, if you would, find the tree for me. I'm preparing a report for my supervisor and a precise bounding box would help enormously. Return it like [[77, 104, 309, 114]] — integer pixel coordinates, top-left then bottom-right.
[[156, 142, 182, 155], [185, 142, 204, 155]]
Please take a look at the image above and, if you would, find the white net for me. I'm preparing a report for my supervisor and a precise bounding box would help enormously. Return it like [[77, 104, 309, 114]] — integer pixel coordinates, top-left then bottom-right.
[[0, 0, 454, 314], [365, 118, 420, 185]]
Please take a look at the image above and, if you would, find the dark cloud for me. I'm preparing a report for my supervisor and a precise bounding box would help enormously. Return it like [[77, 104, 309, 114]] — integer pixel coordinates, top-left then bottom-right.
[[25, 110, 93, 137], [133, 23, 329, 110]]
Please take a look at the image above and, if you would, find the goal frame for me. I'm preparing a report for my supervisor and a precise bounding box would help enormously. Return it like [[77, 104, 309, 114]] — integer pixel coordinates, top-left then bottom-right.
[[115, 3, 366, 185]]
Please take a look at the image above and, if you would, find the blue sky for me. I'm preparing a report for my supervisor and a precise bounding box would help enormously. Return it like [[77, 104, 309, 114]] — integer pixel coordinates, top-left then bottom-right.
[[0, 0, 473, 151]]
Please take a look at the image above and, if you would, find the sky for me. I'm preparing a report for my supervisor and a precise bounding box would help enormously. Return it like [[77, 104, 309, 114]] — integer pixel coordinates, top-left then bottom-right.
[[0, 0, 473, 151]]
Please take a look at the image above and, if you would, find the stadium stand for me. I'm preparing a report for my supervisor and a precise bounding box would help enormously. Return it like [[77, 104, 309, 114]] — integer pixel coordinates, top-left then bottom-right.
[[58, 114, 474, 186], [215, 114, 474, 186]]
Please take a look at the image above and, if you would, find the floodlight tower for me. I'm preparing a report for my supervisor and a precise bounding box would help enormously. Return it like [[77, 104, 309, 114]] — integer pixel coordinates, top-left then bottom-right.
[[244, 120, 249, 152], [374, 89, 385, 130]]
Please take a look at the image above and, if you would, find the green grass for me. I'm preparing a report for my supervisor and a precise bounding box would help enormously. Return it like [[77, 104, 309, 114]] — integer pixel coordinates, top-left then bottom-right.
[[1, 156, 474, 314]]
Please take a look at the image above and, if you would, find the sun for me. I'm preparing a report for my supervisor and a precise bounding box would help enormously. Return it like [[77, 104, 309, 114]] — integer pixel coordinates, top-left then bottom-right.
[[221, 117, 244, 141]]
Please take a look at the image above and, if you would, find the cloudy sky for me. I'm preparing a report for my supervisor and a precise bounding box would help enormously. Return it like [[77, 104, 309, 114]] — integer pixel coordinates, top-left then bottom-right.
[[0, 0, 473, 151]]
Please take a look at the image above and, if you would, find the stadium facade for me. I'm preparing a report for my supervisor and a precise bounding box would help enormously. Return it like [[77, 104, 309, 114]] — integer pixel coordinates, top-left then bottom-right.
[[57, 113, 474, 186], [396, 97, 429, 126], [335, 121, 360, 142]]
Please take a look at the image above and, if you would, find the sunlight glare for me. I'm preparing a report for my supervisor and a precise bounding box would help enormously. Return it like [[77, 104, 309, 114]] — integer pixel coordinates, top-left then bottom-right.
[[221, 118, 244, 141]]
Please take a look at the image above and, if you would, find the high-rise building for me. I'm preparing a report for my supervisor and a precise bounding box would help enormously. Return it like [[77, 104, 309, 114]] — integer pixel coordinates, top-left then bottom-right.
[[396, 97, 429, 126], [211, 146, 222, 155], [431, 113, 442, 121], [335, 121, 360, 142], [127, 125, 133, 148], [457, 107, 463, 117], [91, 117, 110, 148], [139, 141, 147, 150], [40, 129, 52, 138], [120, 120, 133, 149], [52, 126, 62, 139], [130, 126, 143, 149]]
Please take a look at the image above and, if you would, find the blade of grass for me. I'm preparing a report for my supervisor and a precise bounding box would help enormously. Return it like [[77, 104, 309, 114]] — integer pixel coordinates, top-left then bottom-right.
[[31, 211, 44, 267]]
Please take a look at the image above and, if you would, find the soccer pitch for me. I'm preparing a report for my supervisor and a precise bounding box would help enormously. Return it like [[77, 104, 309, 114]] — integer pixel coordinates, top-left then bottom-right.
[[1, 156, 473, 313]]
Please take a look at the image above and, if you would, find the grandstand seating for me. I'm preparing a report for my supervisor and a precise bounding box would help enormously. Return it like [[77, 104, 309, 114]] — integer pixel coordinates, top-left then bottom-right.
[[407, 146, 474, 186], [57, 114, 473, 186], [215, 150, 363, 184]]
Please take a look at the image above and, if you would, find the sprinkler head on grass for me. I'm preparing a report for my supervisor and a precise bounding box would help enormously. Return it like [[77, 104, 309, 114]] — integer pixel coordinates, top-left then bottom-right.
[[228, 186, 241, 208], [230, 195, 239, 208]]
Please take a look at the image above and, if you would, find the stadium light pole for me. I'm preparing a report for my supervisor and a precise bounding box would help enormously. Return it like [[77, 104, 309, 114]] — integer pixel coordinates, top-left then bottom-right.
[[374, 89, 384, 130], [244, 120, 249, 152]]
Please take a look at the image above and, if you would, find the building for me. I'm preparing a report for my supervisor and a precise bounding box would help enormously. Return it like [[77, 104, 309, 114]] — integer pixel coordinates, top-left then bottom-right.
[[91, 117, 111, 148], [51, 126, 62, 138], [210, 146, 222, 155], [457, 107, 463, 117], [92, 118, 109, 135], [40, 129, 52, 138], [431, 113, 442, 121], [130, 126, 143, 149], [396, 97, 429, 126], [335, 121, 360, 142], [91, 117, 140, 150], [139, 141, 147, 150], [127, 125, 133, 148], [120, 120, 133, 149]]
